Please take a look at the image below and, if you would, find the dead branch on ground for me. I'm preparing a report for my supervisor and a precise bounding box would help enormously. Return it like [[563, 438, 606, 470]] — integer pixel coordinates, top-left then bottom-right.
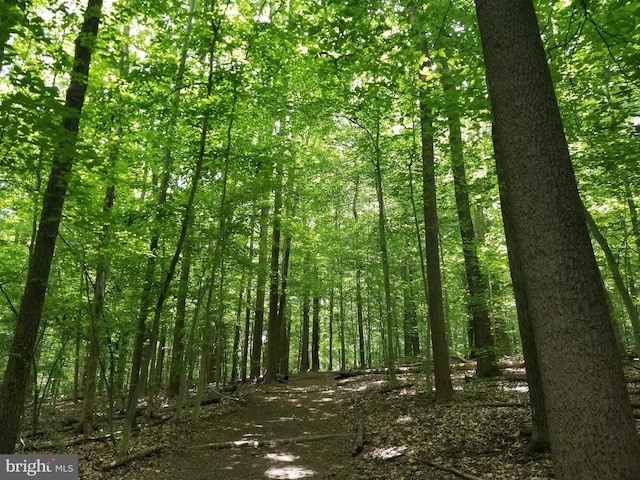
[[188, 433, 349, 450], [102, 445, 164, 471]]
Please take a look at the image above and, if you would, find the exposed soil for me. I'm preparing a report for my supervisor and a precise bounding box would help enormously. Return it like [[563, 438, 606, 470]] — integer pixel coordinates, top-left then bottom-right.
[[22, 361, 640, 479]]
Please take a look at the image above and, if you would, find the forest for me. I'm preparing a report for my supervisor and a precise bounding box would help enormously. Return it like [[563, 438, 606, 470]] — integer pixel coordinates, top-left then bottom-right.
[[0, 0, 639, 478]]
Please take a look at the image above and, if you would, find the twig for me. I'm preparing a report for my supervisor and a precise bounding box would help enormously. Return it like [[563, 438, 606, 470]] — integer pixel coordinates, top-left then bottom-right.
[[405, 453, 484, 480]]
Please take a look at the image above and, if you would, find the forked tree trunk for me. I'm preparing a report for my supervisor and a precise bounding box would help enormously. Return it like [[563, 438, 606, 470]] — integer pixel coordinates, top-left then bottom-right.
[[0, 0, 103, 453], [476, 1, 640, 477]]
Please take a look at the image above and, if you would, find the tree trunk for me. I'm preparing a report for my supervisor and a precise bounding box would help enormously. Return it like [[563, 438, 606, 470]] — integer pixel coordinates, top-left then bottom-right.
[[230, 280, 244, 384], [584, 207, 640, 352], [441, 61, 499, 377], [265, 163, 283, 383], [0, 0, 103, 453], [300, 292, 311, 372], [373, 133, 398, 389], [499, 187, 550, 454], [476, 1, 640, 477], [77, 180, 116, 434], [311, 295, 321, 371], [418, 67, 453, 402], [250, 203, 270, 379], [167, 240, 191, 398], [352, 177, 367, 370]]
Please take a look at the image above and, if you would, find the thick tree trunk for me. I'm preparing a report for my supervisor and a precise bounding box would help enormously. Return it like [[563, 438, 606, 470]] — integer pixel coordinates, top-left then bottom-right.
[[476, 1, 640, 478], [499, 191, 550, 454], [0, 0, 103, 453]]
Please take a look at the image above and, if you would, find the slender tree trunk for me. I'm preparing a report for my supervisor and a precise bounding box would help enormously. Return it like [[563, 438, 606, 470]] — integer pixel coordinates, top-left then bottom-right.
[[408, 151, 433, 392], [402, 255, 419, 357], [250, 204, 270, 379], [230, 280, 244, 384], [0, 0, 103, 453], [167, 241, 191, 398], [352, 177, 367, 370], [77, 179, 116, 434], [476, 2, 640, 477], [372, 133, 398, 389], [300, 292, 310, 372], [277, 234, 292, 375], [328, 286, 335, 370], [418, 69, 454, 402], [265, 163, 283, 383], [441, 61, 499, 377], [241, 220, 257, 382], [584, 207, 640, 351], [311, 295, 320, 371], [339, 280, 346, 370]]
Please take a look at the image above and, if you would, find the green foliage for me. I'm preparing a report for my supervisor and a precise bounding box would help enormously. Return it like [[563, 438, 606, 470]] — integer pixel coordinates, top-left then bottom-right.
[[0, 0, 636, 410]]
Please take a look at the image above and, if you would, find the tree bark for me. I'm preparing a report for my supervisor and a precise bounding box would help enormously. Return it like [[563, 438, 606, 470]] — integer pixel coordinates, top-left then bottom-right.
[[311, 295, 321, 371], [300, 291, 311, 372], [0, 0, 103, 453], [418, 68, 453, 402], [476, 1, 640, 477], [250, 203, 270, 379], [441, 60, 499, 377], [265, 163, 283, 383], [584, 207, 640, 352]]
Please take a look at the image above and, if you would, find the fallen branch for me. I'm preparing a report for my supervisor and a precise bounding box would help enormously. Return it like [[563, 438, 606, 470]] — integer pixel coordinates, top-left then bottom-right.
[[102, 445, 164, 471], [188, 433, 349, 450], [405, 453, 484, 480]]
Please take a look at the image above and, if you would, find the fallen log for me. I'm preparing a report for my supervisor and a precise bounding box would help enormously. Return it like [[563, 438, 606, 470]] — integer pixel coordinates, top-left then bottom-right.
[[188, 433, 349, 450], [102, 445, 164, 471]]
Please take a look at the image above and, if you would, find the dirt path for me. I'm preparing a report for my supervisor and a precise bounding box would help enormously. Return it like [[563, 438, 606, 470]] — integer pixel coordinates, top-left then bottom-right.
[[155, 372, 357, 479]]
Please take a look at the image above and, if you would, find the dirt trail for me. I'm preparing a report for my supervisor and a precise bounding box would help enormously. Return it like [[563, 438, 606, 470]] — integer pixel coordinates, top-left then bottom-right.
[[157, 372, 357, 479]]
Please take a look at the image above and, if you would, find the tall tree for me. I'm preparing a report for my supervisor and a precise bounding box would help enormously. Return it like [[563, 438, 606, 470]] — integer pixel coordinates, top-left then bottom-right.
[[0, 0, 104, 453], [265, 161, 284, 383], [250, 203, 270, 379], [441, 60, 499, 377], [476, 1, 640, 478]]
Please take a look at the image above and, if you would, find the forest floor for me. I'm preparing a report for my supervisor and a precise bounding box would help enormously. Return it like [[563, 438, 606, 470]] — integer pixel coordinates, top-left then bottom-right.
[[24, 358, 640, 479]]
